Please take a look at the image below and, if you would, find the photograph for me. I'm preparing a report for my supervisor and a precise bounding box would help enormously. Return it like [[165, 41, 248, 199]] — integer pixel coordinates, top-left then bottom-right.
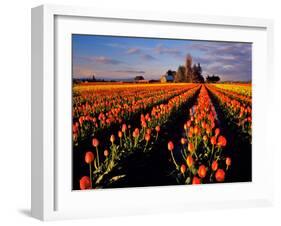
[[72, 34, 252, 190]]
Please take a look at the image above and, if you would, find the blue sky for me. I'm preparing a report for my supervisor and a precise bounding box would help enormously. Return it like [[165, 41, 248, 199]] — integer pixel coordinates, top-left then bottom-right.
[[72, 34, 252, 81]]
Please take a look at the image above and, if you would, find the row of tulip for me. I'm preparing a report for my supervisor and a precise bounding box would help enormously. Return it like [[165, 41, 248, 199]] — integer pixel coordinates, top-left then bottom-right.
[[79, 85, 201, 189], [212, 84, 252, 104], [167, 85, 231, 184], [73, 84, 198, 145], [206, 85, 252, 138], [214, 83, 252, 97]]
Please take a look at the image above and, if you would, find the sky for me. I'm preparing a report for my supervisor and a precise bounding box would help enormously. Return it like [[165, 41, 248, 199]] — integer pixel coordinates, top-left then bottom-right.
[[72, 34, 252, 81]]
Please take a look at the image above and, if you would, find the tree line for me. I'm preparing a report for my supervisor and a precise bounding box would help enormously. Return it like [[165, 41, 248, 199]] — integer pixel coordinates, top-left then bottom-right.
[[173, 54, 221, 83]]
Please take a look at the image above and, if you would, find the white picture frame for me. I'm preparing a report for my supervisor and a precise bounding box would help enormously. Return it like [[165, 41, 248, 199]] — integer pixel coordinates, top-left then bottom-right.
[[31, 4, 274, 221]]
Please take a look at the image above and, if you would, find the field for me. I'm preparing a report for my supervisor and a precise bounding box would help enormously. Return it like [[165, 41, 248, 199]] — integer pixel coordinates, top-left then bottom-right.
[[73, 83, 252, 190]]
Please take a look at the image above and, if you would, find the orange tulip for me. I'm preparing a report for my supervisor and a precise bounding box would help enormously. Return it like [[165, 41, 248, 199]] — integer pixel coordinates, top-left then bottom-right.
[[118, 131, 123, 138], [198, 165, 207, 178], [155, 125, 160, 132], [110, 134, 115, 143], [215, 169, 225, 182], [133, 128, 140, 138], [188, 143, 194, 153], [181, 138, 187, 145], [186, 155, 194, 168], [215, 128, 220, 137], [194, 126, 199, 135], [217, 135, 227, 147], [180, 164, 186, 174], [210, 136, 216, 145], [145, 133, 151, 142], [85, 151, 94, 164], [212, 160, 218, 171], [122, 124, 127, 132]]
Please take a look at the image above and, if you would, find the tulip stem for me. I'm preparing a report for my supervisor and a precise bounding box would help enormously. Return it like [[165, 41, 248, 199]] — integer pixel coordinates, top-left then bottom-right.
[[89, 163, 92, 188], [144, 141, 148, 152], [96, 147, 100, 168], [171, 151, 179, 170]]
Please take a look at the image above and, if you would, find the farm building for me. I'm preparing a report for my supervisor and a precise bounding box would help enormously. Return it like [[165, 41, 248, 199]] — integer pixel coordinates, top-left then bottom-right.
[[160, 74, 174, 83]]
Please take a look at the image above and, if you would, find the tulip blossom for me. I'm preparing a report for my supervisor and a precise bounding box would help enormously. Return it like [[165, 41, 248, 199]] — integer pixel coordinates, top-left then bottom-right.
[[198, 165, 207, 178], [192, 176, 201, 184], [186, 155, 194, 168], [180, 164, 186, 174], [215, 169, 225, 182], [85, 151, 94, 164], [80, 176, 91, 190], [211, 160, 218, 171]]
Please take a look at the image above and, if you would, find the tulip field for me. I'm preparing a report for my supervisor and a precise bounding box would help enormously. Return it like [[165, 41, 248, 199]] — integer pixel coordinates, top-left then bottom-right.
[[73, 83, 252, 190]]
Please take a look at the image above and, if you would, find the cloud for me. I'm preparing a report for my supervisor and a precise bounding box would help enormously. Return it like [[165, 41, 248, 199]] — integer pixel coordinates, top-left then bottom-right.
[[73, 66, 94, 77], [113, 70, 145, 74], [154, 44, 182, 57], [189, 42, 252, 80], [94, 56, 123, 65], [141, 54, 156, 61], [126, 47, 141, 54], [105, 43, 127, 49], [75, 56, 123, 65]]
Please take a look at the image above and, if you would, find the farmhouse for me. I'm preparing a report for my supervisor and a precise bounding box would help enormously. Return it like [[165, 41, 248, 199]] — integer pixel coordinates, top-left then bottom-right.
[[160, 75, 174, 83], [160, 70, 176, 83]]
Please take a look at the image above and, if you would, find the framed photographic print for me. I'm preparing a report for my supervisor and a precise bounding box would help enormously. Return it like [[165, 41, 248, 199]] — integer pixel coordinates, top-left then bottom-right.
[[31, 4, 274, 221]]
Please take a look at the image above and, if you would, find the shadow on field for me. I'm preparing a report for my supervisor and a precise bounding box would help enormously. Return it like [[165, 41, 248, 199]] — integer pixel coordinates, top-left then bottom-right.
[[207, 88, 252, 183]]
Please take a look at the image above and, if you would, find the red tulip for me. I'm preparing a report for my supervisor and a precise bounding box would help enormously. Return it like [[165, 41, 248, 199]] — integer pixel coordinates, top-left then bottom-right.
[[212, 160, 218, 171], [145, 133, 151, 142], [133, 128, 140, 138], [122, 124, 127, 132], [215, 169, 225, 182], [168, 141, 174, 151], [85, 151, 94, 164], [80, 176, 91, 190], [192, 176, 201, 184], [188, 143, 194, 153], [217, 136, 227, 147], [201, 121, 206, 129], [146, 128, 152, 135], [198, 165, 207, 178], [210, 136, 216, 145], [92, 138, 99, 147], [215, 128, 220, 137]]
